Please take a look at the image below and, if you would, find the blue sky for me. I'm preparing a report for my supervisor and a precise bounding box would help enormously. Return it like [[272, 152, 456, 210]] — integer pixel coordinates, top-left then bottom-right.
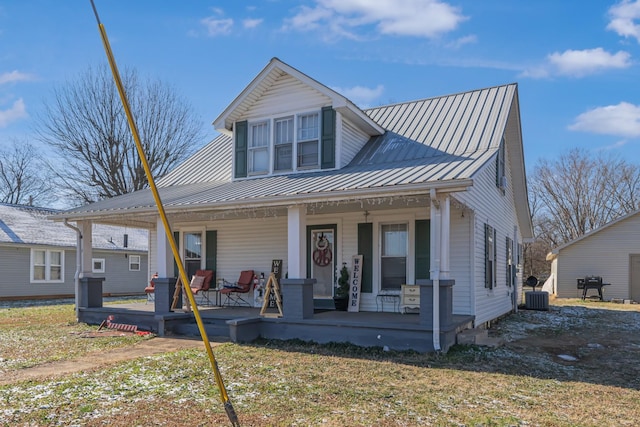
[[2, 0, 640, 172]]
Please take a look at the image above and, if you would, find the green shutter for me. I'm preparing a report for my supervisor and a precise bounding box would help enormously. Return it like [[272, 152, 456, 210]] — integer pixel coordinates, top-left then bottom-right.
[[235, 120, 248, 178], [415, 220, 430, 280], [173, 231, 180, 278], [358, 222, 373, 293], [206, 230, 217, 282], [321, 106, 335, 169]]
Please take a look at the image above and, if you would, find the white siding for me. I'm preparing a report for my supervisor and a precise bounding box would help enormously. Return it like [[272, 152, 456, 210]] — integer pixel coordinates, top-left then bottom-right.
[[0, 244, 147, 298], [555, 213, 640, 300], [457, 145, 523, 325], [215, 217, 288, 282], [450, 208, 472, 315], [242, 74, 331, 120], [340, 118, 371, 167]]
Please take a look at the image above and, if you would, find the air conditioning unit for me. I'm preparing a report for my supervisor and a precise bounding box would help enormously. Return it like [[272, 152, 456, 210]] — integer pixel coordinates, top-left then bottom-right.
[[525, 291, 549, 311]]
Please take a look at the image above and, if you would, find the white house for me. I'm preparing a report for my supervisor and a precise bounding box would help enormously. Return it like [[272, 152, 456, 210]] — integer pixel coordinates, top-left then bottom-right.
[[547, 209, 640, 302], [53, 58, 533, 351], [0, 203, 148, 300]]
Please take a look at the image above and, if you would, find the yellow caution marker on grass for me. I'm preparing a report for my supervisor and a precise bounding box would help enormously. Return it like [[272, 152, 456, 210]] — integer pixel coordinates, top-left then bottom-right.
[[88, 1, 240, 425]]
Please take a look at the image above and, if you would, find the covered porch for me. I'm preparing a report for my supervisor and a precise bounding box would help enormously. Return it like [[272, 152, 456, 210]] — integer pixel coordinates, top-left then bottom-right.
[[78, 275, 474, 353], [69, 186, 473, 353]]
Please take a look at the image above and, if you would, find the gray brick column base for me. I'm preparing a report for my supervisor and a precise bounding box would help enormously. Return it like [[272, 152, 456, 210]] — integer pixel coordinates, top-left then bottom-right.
[[417, 279, 455, 328], [281, 278, 316, 320]]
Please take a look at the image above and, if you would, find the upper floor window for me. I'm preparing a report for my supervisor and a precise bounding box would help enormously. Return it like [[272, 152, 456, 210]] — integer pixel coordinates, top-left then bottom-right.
[[31, 249, 64, 283], [297, 113, 319, 168], [249, 121, 269, 174], [496, 137, 506, 193], [245, 111, 321, 176]]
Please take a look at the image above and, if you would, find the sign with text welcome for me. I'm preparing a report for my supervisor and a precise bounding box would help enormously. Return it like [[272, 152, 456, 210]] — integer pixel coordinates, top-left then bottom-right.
[[348, 255, 363, 312]]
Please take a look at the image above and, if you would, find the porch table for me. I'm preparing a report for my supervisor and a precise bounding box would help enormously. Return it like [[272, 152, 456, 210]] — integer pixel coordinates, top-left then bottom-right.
[[376, 292, 400, 313]]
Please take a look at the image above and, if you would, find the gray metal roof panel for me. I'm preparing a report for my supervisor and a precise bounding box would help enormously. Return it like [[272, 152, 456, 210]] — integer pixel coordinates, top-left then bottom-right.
[[0, 203, 147, 250], [58, 83, 515, 217]]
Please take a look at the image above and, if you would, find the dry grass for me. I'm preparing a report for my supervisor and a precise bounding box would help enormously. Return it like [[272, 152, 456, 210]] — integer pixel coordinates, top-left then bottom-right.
[[1, 298, 639, 426]]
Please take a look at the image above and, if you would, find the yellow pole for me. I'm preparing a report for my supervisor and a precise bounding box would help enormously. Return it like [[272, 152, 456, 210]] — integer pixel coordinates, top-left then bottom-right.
[[88, 1, 239, 425]]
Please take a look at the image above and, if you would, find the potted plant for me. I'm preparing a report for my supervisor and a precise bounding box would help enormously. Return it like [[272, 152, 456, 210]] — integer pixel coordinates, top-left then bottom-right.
[[333, 262, 350, 311]]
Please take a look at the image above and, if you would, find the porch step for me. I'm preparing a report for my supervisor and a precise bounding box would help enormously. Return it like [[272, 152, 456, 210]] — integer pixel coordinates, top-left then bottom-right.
[[456, 328, 503, 347]]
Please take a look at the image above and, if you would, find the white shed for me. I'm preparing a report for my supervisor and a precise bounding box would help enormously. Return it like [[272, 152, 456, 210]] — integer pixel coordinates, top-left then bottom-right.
[[547, 209, 640, 302]]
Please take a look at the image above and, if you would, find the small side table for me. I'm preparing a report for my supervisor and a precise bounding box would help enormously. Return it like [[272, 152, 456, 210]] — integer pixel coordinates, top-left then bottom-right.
[[376, 293, 400, 313]]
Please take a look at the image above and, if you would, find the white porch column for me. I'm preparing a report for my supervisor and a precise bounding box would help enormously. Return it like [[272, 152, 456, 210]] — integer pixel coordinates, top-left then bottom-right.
[[429, 189, 441, 351], [287, 205, 306, 278], [156, 217, 175, 277], [440, 195, 450, 280], [79, 221, 93, 278]]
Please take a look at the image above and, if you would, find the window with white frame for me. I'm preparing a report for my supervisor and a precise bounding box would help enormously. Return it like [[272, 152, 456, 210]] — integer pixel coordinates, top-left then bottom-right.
[[129, 255, 141, 271], [485, 224, 496, 289], [297, 113, 319, 168], [274, 116, 293, 171], [92, 258, 105, 273], [249, 121, 269, 174], [245, 111, 321, 175], [380, 223, 407, 290], [31, 249, 64, 283]]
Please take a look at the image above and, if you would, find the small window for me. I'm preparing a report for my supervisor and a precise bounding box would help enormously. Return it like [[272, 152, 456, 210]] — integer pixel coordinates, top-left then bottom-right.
[[496, 137, 506, 192], [274, 117, 293, 171], [249, 121, 269, 174], [129, 255, 141, 271], [31, 249, 64, 283], [506, 237, 513, 287], [297, 113, 319, 168], [485, 224, 496, 289], [92, 258, 105, 273]]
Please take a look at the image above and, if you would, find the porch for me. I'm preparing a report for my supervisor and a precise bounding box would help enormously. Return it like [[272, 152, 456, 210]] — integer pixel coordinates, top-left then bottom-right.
[[78, 278, 474, 353]]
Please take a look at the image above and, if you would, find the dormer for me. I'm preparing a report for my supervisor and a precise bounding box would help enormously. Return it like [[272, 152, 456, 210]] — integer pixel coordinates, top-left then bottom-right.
[[213, 58, 384, 180]]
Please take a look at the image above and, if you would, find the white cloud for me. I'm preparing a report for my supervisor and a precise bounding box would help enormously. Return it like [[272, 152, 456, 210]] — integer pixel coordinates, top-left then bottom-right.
[[332, 84, 384, 107], [569, 102, 640, 138], [522, 48, 631, 78], [0, 70, 34, 85], [284, 0, 467, 40], [0, 98, 28, 128], [607, 0, 640, 42], [243, 18, 263, 29], [201, 17, 234, 36]]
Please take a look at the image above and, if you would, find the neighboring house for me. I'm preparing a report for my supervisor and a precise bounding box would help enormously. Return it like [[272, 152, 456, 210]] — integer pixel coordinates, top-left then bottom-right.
[[547, 209, 640, 302], [0, 203, 148, 299], [53, 58, 533, 349]]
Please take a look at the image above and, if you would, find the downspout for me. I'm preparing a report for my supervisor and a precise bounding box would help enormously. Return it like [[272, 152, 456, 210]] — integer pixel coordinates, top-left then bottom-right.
[[429, 188, 441, 351], [64, 219, 82, 320]]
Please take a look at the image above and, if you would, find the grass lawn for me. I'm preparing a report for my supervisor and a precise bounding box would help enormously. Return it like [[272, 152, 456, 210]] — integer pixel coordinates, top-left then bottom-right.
[[1, 298, 639, 426]]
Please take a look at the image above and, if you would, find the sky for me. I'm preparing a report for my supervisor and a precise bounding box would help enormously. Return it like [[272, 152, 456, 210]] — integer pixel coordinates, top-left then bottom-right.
[[2, 0, 640, 174]]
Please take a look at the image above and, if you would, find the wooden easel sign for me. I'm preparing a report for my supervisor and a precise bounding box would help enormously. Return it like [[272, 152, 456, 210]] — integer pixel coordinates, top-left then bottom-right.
[[348, 255, 363, 312], [260, 260, 284, 317]]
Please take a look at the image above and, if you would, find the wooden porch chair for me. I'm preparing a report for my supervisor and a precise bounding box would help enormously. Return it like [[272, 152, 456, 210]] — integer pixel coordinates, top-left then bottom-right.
[[220, 270, 254, 307], [191, 269, 215, 306]]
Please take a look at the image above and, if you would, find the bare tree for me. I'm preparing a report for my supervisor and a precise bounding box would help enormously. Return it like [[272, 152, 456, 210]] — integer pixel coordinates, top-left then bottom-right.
[[0, 139, 53, 205], [36, 64, 204, 205], [530, 148, 640, 247]]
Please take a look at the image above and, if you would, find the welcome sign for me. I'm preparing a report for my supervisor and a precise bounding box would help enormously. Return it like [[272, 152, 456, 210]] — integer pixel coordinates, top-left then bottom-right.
[[348, 255, 363, 312]]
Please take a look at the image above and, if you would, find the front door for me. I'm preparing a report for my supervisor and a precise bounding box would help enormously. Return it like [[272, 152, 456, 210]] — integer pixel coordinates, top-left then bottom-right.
[[308, 225, 336, 298]]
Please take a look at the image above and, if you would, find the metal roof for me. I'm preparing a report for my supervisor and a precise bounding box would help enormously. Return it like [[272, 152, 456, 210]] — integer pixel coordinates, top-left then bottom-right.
[[56, 83, 519, 222], [0, 203, 147, 251]]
